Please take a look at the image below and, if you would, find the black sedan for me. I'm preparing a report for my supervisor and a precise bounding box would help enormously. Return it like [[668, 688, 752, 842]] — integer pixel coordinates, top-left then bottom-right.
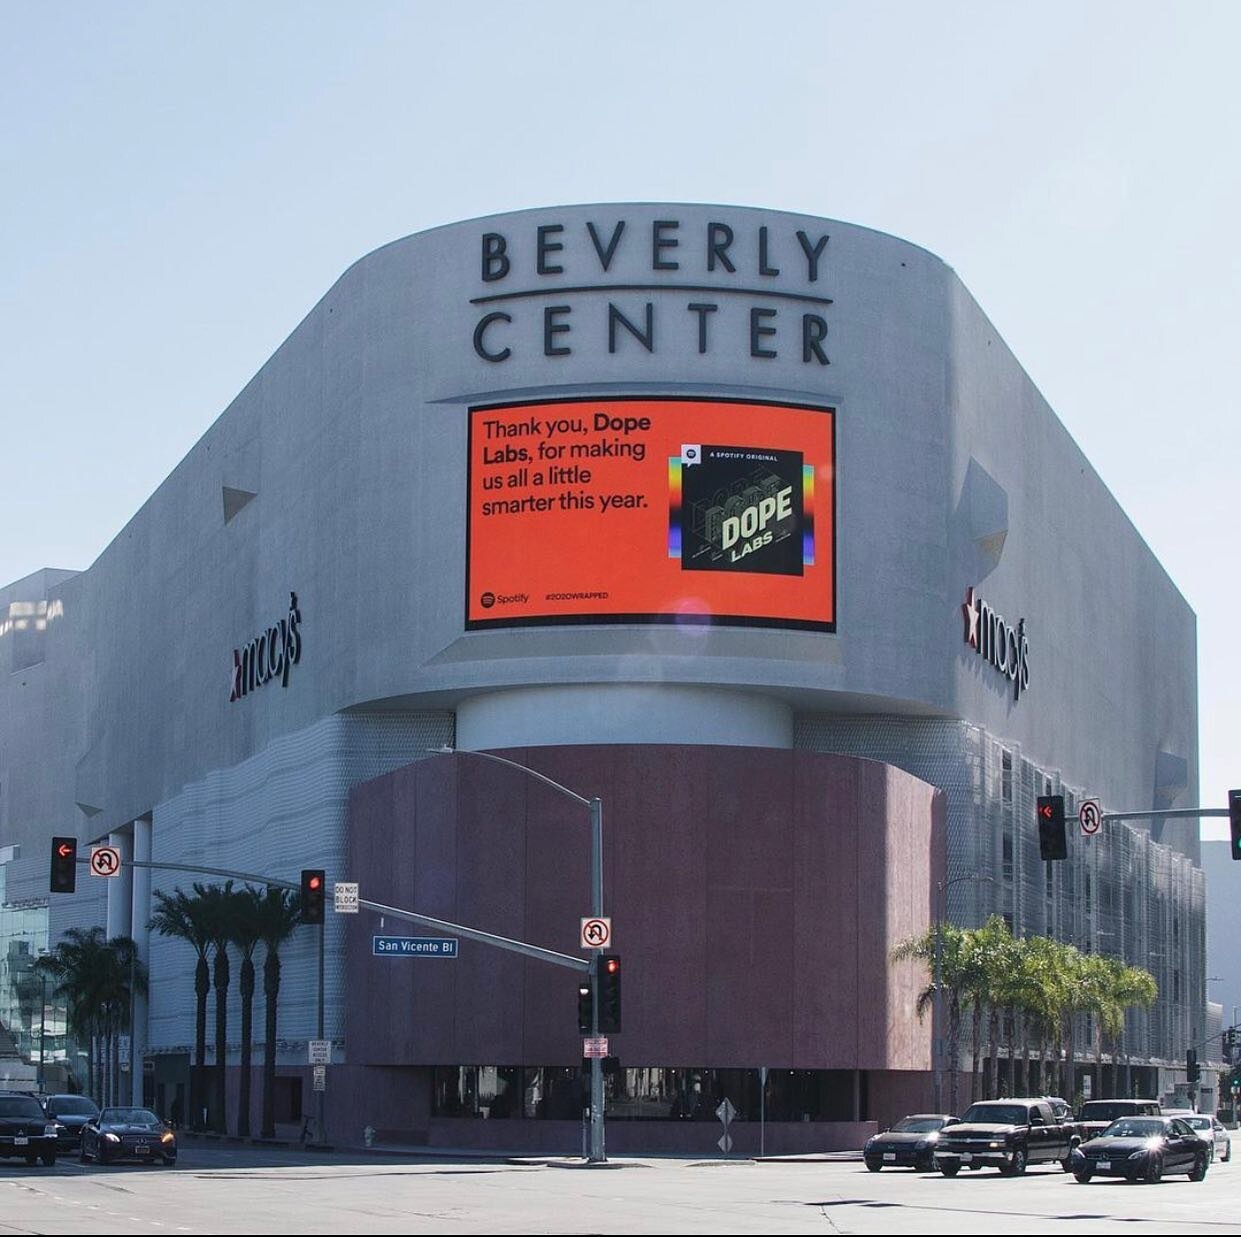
[[864, 1115, 958, 1172], [1070, 1116, 1209, 1183], [42, 1094, 100, 1150], [79, 1108, 177, 1166], [0, 1093, 59, 1166]]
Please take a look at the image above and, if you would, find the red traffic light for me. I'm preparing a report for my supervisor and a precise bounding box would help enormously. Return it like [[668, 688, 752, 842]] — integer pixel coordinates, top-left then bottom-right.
[[1039, 803, 1052, 819], [308, 875, 322, 890], [604, 957, 620, 975], [56, 842, 73, 857]]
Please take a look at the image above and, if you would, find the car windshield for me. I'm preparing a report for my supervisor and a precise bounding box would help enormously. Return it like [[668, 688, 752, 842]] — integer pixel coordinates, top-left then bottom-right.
[[101, 1108, 161, 1125], [47, 1097, 98, 1116], [891, 1117, 946, 1133], [0, 1096, 45, 1118], [960, 1104, 1027, 1125], [1103, 1118, 1167, 1138], [1081, 1102, 1149, 1122], [1184, 1117, 1211, 1130]]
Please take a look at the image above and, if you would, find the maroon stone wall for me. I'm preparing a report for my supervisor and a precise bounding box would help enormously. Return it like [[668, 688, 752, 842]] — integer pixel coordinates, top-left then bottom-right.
[[337, 744, 943, 1145]]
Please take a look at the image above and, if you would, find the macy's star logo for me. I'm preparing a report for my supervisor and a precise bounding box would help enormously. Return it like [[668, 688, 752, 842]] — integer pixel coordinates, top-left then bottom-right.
[[962, 586, 980, 649]]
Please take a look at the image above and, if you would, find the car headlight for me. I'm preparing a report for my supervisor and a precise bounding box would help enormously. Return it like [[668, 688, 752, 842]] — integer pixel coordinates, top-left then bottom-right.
[[914, 1139, 930, 1150], [1128, 1148, 1149, 1160], [43, 1124, 58, 1138], [161, 1132, 175, 1144], [103, 1132, 121, 1143], [989, 1141, 1002, 1149]]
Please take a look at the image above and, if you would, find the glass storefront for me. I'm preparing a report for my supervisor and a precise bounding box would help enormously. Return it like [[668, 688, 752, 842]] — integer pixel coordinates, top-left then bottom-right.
[[0, 867, 68, 1088], [431, 1065, 866, 1121]]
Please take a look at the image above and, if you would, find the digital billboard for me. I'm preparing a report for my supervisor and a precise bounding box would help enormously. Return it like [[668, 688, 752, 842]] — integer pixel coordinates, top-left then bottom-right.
[[466, 397, 835, 630]]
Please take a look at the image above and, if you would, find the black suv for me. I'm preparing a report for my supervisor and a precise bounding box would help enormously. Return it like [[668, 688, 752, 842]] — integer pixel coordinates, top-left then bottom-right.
[[42, 1095, 100, 1150], [0, 1093, 59, 1166]]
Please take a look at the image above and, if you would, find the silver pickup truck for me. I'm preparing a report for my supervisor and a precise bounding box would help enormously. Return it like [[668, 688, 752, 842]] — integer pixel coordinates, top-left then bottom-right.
[[934, 1098, 1079, 1176]]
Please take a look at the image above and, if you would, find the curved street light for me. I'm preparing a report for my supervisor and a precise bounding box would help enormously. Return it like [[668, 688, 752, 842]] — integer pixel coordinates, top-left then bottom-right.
[[424, 746, 608, 1163]]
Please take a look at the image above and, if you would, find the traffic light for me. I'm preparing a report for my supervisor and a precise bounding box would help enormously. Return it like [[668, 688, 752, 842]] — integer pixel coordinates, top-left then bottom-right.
[[1187, 1048, 1200, 1084], [577, 979, 593, 1034], [1037, 795, 1067, 861], [1230, 789, 1241, 861], [1224, 1028, 1237, 1066], [49, 836, 77, 893], [301, 869, 325, 924], [598, 953, 621, 1033]]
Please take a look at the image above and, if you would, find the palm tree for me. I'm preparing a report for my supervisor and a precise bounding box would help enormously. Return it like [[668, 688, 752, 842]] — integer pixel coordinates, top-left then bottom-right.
[[150, 887, 213, 1128], [229, 887, 267, 1137], [971, 916, 1018, 1098], [36, 928, 146, 1105], [254, 886, 303, 1139], [893, 921, 973, 1113], [195, 881, 235, 1133], [1110, 962, 1158, 1097], [1018, 934, 1065, 1095]]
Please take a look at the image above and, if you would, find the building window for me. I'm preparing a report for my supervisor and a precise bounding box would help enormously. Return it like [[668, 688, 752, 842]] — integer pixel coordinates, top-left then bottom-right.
[[1001, 750, 1012, 804], [1002, 833, 1013, 882]]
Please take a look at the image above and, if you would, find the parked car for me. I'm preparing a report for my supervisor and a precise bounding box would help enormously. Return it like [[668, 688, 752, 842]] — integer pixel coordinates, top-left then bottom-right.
[[41, 1095, 100, 1150], [1076, 1098, 1161, 1142], [0, 1093, 59, 1166], [1070, 1115, 1209, 1183], [933, 1098, 1079, 1176], [1166, 1111, 1231, 1163], [863, 1115, 957, 1172], [79, 1107, 177, 1166]]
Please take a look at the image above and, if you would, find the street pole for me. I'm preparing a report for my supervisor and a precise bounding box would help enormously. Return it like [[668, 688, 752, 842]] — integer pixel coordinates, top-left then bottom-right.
[[38, 971, 47, 1093], [316, 918, 325, 1145], [589, 796, 605, 1163]]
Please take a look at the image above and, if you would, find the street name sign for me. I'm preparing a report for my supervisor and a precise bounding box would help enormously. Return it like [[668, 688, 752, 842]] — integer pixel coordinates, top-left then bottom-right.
[[372, 936, 458, 957]]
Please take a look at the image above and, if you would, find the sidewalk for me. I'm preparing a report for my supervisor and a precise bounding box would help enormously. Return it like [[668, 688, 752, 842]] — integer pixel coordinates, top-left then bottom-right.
[[178, 1130, 864, 1167]]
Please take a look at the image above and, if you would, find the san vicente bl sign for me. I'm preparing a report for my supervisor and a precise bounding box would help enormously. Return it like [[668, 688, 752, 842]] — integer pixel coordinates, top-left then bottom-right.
[[470, 216, 833, 365]]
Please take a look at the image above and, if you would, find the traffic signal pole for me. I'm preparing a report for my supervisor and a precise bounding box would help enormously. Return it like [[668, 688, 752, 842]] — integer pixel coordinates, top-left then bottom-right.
[[589, 795, 605, 1164]]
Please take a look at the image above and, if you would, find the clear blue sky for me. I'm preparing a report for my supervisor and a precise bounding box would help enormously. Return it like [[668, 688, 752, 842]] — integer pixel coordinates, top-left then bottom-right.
[[2, 1, 1237, 827]]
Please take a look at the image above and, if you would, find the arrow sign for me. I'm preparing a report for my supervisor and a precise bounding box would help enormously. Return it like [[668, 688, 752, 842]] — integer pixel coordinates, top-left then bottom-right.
[[89, 846, 121, 878], [56, 842, 73, 858], [1079, 799, 1102, 835], [1039, 802, 1054, 819]]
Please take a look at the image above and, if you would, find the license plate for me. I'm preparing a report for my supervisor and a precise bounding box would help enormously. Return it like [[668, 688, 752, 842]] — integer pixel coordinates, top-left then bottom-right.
[[1097, 1160, 1111, 1170], [135, 1145, 150, 1155], [961, 1153, 972, 1162], [882, 1152, 896, 1161], [14, 1136, 29, 1146]]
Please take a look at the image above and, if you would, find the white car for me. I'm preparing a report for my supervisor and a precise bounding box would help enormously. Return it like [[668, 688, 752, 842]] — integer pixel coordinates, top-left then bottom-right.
[[1166, 1111, 1231, 1162]]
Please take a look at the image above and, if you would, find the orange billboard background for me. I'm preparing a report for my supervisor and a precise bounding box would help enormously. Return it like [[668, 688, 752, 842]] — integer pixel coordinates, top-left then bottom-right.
[[466, 397, 835, 629]]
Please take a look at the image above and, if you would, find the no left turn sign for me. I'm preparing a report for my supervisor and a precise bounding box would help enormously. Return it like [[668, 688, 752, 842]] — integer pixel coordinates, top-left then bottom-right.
[[580, 917, 612, 950]]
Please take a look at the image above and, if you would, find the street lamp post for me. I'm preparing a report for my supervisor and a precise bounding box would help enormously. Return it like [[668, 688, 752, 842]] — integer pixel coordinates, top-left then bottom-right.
[[932, 873, 994, 1114], [428, 747, 607, 1163]]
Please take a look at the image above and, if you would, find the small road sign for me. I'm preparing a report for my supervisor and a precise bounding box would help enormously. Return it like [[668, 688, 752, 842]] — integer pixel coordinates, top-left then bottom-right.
[[372, 936, 458, 957], [718, 1132, 733, 1153], [1080, 799, 1102, 835], [716, 1098, 736, 1125], [89, 846, 121, 877], [583, 1036, 609, 1058], [312, 1065, 326, 1092], [308, 1039, 332, 1065], [333, 882, 359, 914], [580, 917, 612, 950]]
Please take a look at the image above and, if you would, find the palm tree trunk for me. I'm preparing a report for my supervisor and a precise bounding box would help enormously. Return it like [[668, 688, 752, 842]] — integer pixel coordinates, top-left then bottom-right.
[[1004, 1008, 1018, 1098], [1021, 1018, 1031, 1095], [948, 992, 962, 1115], [239, 956, 255, 1137], [986, 1007, 1000, 1099], [194, 956, 209, 1130], [213, 946, 230, 1133], [970, 1002, 982, 1103], [262, 947, 281, 1139], [87, 1021, 96, 1105]]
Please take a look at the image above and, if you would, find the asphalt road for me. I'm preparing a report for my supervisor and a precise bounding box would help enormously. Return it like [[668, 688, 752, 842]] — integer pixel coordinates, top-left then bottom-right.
[[0, 1139, 1238, 1234]]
